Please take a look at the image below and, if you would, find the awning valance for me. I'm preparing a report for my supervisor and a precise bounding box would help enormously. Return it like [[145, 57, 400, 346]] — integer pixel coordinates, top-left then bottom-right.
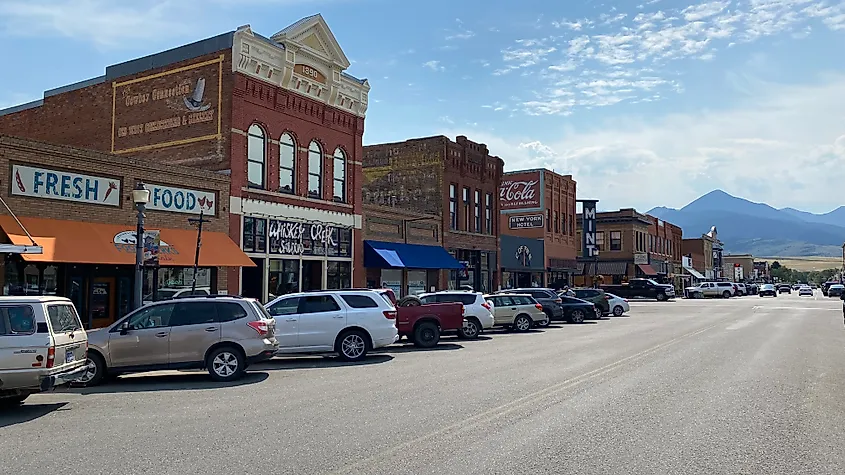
[[584, 262, 629, 275], [0, 215, 254, 267], [637, 264, 658, 276], [363, 240, 464, 270]]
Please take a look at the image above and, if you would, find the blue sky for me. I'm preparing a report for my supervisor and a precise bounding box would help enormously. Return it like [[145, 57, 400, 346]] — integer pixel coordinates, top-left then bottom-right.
[[1, 0, 844, 213]]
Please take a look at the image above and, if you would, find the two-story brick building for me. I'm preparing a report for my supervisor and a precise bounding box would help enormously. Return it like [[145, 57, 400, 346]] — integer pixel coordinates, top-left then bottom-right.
[[362, 135, 503, 292], [682, 226, 724, 280], [498, 169, 578, 289], [0, 14, 370, 302], [646, 215, 684, 288], [0, 136, 250, 327]]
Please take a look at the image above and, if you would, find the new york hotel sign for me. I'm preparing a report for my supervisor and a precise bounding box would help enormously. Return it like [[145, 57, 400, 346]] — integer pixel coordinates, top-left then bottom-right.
[[111, 56, 223, 154]]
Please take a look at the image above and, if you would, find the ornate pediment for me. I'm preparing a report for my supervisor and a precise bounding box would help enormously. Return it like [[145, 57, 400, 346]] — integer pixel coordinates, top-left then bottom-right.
[[270, 13, 350, 70]]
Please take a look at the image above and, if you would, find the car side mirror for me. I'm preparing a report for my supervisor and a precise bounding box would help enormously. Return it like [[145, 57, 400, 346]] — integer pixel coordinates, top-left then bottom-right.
[[119, 321, 130, 335]]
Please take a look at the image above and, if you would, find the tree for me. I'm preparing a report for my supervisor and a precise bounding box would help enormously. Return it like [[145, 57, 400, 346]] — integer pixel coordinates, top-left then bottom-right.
[[771, 261, 781, 270]]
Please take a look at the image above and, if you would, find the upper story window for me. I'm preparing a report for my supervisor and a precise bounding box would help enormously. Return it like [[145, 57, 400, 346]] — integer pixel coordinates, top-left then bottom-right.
[[485, 193, 492, 234], [333, 148, 346, 203], [562, 214, 568, 235], [247, 125, 266, 189], [554, 211, 560, 233], [474, 190, 481, 233], [279, 133, 296, 194], [449, 184, 457, 231], [610, 231, 622, 251], [547, 209, 552, 232], [308, 141, 323, 199], [462, 187, 470, 231]]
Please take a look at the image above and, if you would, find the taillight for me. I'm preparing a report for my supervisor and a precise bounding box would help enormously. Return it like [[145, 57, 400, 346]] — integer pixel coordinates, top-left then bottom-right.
[[604, 295, 610, 300], [383, 310, 397, 319], [462, 305, 466, 316], [535, 304, 543, 311], [247, 320, 269, 336], [481, 302, 491, 311], [624, 299, 629, 302], [46, 346, 55, 369]]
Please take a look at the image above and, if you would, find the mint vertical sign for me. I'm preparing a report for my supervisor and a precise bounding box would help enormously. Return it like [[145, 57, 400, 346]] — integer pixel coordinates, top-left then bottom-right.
[[580, 200, 599, 259]]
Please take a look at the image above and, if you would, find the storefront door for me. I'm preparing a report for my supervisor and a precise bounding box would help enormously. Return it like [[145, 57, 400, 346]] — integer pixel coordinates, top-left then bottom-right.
[[91, 277, 115, 329], [302, 260, 323, 291]]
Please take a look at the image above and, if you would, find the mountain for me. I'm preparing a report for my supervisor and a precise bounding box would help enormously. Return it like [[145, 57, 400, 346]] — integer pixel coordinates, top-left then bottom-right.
[[647, 190, 845, 257]]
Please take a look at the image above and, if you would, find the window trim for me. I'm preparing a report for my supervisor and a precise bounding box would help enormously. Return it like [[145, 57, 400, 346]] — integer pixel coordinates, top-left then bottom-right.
[[307, 140, 323, 200], [462, 187, 470, 231], [485, 193, 492, 234], [247, 124, 266, 189], [333, 147, 347, 203], [449, 184, 457, 230], [279, 132, 296, 194], [474, 189, 481, 233], [610, 231, 622, 251]]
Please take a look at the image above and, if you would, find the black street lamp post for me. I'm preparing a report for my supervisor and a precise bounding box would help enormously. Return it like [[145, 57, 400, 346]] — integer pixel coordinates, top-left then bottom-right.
[[188, 210, 211, 294], [132, 182, 150, 310]]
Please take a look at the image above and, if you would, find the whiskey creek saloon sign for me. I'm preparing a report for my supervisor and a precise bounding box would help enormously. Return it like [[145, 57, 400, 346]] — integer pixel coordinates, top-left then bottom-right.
[[112, 56, 223, 154], [267, 220, 352, 257]]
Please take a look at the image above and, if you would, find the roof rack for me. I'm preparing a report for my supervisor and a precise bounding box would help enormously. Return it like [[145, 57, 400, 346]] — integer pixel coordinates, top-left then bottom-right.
[[173, 293, 243, 299]]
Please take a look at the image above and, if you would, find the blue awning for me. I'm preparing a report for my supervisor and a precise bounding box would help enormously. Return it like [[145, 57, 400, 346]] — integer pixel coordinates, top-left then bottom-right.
[[364, 240, 464, 270]]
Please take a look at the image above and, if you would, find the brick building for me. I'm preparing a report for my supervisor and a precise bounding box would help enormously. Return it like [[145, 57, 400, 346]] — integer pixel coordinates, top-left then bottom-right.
[[0, 136, 249, 327], [0, 14, 370, 302], [362, 135, 503, 292], [682, 226, 724, 280], [723, 254, 755, 282], [498, 168, 578, 289], [576, 209, 683, 285]]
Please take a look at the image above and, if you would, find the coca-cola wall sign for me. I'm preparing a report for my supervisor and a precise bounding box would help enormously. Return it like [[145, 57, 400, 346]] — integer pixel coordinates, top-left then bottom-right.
[[499, 171, 544, 213]]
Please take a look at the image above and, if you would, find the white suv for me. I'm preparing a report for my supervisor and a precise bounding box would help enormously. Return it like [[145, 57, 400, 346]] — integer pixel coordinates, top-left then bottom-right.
[[418, 291, 495, 338], [265, 290, 399, 362]]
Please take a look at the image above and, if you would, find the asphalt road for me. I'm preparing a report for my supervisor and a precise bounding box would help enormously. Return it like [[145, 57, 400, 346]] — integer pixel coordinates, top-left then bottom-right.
[[3, 292, 845, 474]]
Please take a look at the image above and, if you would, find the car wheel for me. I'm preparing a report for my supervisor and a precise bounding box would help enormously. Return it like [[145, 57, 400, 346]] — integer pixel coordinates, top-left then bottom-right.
[[337, 330, 369, 361], [75, 352, 106, 387], [656, 293, 666, 302], [397, 295, 422, 307], [537, 311, 553, 327], [722, 291, 731, 298], [513, 314, 532, 333], [413, 321, 441, 348], [0, 394, 28, 408], [613, 305, 624, 317], [594, 307, 603, 319], [569, 309, 586, 324], [458, 318, 481, 339], [206, 346, 245, 382]]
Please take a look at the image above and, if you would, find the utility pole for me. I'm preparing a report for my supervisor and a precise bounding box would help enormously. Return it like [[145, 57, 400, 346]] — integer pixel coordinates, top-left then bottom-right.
[[188, 210, 212, 294]]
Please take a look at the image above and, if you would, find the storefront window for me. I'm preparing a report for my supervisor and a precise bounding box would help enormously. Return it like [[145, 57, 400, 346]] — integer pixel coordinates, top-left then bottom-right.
[[42, 266, 58, 295], [380, 268, 402, 296], [143, 267, 213, 302], [268, 259, 299, 299], [408, 270, 426, 296], [243, 217, 267, 253], [327, 261, 351, 290], [3, 259, 20, 296], [24, 265, 38, 294]]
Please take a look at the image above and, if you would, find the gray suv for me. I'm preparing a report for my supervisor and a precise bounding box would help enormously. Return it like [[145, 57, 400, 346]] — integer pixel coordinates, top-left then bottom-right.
[[78, 296, 278, 385], [497, 288, 564, 326]]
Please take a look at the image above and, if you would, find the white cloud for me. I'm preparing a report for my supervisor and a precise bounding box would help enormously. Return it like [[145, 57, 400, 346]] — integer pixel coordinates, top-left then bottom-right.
[[0, 0, 194, 47], [439, 74, 845, 213], [422, 60, 445, 72], [682, 0, 731, 21]]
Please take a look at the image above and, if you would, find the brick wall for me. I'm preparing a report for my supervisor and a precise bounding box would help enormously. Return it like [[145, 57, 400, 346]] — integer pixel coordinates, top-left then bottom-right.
[[0, 135, 232, 290]]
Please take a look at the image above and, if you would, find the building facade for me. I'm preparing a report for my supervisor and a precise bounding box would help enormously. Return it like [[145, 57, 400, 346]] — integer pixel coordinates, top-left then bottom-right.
[[0, 136, 249, 328], [498, 168, 577, 289], [723, 254, 755, 281], [682, 227, 724, 280], [0, 15, 370, 302], [575, 209, 655, 285], [646, 215, 684, 288], [363, 135, 503, 293]]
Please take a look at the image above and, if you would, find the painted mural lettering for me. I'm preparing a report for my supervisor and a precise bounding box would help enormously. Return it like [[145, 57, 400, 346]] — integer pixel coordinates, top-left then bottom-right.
[[11, 165, 121, 207], [499, 171, 543, 211]]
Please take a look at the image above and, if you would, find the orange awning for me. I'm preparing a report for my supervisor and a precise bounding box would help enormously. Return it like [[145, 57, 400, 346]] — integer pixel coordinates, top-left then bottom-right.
[[0, 215, 254, 267]]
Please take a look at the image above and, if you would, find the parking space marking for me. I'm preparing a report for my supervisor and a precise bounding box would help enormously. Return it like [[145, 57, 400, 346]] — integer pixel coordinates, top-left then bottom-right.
[[327, 315, 736, 475]]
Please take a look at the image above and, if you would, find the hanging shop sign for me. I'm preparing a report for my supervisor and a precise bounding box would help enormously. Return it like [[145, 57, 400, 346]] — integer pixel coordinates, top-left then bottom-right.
[[113, 230, 179, 263], [581, 200, 599, 259], [147, 183, 216, 215], [508, 214, 544, 229], [11, 164, 121, 207], [267, 219, 352, 258], [634, 253, 649, 265]]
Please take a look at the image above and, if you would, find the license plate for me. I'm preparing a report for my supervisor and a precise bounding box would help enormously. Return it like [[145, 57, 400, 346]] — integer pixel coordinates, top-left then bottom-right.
[[65, 350, 75, 364]]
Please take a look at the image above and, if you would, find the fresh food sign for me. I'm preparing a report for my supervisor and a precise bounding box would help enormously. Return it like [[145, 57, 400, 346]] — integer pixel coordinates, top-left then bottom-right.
[[11, 164, 120, 207], [500, 171, 543, 212], [147, 183, 215, 215]]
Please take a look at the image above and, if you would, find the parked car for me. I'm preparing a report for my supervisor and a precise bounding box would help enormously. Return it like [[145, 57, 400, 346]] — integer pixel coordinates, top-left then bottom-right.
[[558, 296, 596, 323], [758, 284, 777, 297], [778, 284, 792, 294], [601, 278, 674, 301], [605, 293, 630, 316], [78, 295, 278, 386], [484, 294, 547, 331], [375, 290, 464, 348], [827, 284, 845, 298], [418, 291, 495, 338], [571, 288, 611, 318], [822, 281, 839, 296], [686, 281, 735, 298], [798, 285, 814, 297], [0, 297, 89, 407], [746, 283, 758, 295], [143, 286, 210, 305], [497, 288, 564, 326], [266, 290, 397, 361], [734, 283, 747, 296]]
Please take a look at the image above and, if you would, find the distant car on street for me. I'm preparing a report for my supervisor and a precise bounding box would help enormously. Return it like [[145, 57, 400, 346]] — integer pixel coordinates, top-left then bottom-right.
[[827, 284, 845, 298], [605, 293, 630, 316], [758, 284, 777, 297], [798, 286, 813, 297], [777, 284, 792, 294]]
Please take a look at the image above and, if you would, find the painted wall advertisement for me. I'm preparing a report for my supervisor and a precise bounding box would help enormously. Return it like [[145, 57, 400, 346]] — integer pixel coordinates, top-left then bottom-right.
[[11, 164, 121, 207], [112, 56, 223, 154], [499, 171, 543, 212], [508, 214, 544, 229], [147, 183, 216, 215], [581, 200, 599, 259]]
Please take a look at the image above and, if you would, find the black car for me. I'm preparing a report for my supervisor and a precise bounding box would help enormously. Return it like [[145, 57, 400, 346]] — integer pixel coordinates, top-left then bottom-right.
[[558, 296, 596, 324], [827, 285, 845, 298], [571, 288, 611, 317], [498, 288, 564, 326], [777, 284, 792, 294], [758, 284, 777, 297]]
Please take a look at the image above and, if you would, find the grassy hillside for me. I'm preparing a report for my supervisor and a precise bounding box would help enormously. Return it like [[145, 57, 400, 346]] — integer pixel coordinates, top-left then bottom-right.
[[760, 256, 842, 272]]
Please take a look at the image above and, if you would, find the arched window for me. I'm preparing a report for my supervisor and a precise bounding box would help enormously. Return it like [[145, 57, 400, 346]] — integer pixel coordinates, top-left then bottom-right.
[[333, 147, 346, 203], [279, 133, 296, 194], [307, 141, 323, 199], [247, 124, 266, 188]]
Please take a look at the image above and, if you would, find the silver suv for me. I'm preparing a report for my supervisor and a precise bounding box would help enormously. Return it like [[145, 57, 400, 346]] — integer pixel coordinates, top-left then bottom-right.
[[0, 297, 88, 407], [79, 295, 278, 385]]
